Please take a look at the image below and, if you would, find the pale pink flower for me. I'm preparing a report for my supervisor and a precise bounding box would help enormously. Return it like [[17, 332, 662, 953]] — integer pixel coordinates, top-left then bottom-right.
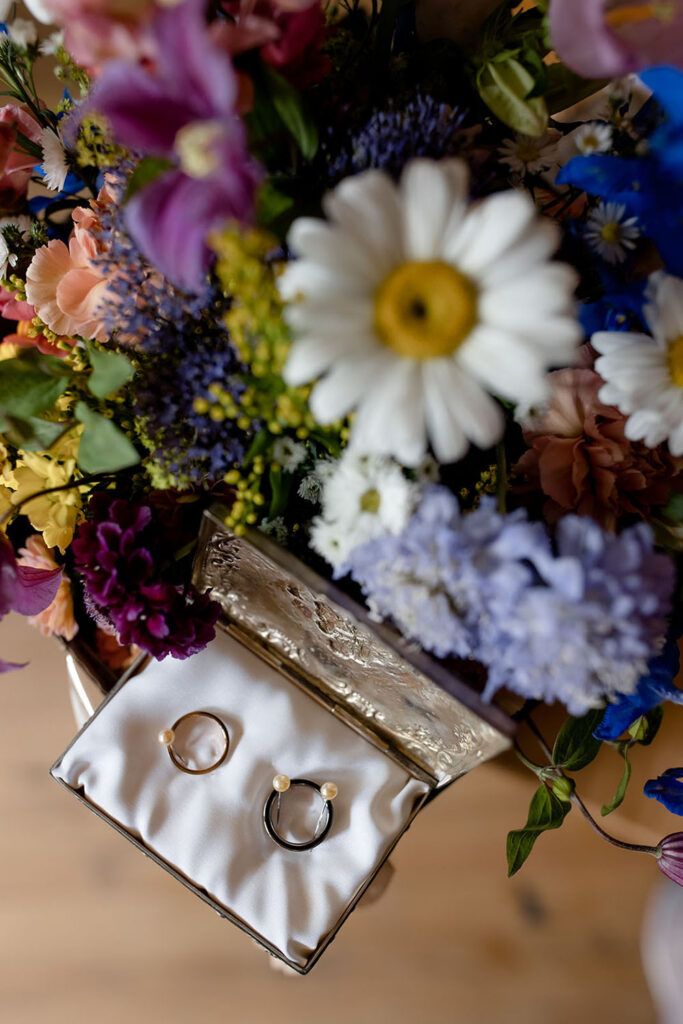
[[25, 197, 111, 342], [17, 535, 78, 641]]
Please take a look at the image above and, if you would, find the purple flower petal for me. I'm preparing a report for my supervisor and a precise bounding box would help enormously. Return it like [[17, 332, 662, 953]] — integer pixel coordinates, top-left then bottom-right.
[[11, 564, 62, 616]]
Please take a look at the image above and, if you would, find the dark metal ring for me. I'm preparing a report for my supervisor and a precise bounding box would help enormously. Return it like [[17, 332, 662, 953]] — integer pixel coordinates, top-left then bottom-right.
[[161, 711, 230, 775], [263, 778, 334, 851]]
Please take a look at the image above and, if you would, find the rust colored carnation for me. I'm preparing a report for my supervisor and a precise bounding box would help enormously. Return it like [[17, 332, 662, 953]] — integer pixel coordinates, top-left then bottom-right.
[[513, 368, 683, 531]]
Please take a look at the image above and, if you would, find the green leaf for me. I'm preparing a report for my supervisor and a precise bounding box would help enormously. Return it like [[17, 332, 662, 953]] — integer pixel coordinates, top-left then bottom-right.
[[264, 68, 318, 161], [506, 785, 571, 877], [124, 157, 174, 202], [86, 341, 135, 399], [256, 179, 294, 228], [602, 744, 632, 816], [75, 402, 140, 473], [0, 358, 67, 418], [552, 709, 604, 771], [662, 492, 683, 524], [477, 57, 549, 136], [2, 414, 69, 451]]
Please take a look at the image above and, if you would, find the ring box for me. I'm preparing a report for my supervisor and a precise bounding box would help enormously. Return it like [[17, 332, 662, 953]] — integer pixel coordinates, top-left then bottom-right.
[[50, 505, 515, 973]]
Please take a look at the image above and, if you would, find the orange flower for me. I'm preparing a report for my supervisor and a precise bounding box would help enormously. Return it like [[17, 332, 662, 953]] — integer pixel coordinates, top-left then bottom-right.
[[17, 535, 78, 641]]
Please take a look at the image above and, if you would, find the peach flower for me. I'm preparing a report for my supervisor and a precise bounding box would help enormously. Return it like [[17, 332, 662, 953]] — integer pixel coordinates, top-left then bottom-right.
[[17, 534, 78, 641], [25, 198, 111, 343], [0, 105, 42, 208], [514, 368, 683, 531]]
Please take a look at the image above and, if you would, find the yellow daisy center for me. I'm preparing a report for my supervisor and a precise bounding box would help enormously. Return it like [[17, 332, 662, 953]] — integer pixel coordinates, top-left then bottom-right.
[[601, 221, 622, 245], [360, 488, 381, 513], [374, 261, 478, 360], [605, 3, 675, 28], [668, 334, 683, 387]]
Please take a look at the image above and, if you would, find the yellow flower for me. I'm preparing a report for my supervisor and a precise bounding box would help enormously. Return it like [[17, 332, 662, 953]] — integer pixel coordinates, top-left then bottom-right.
[[9, 431, 83, 552], [0, 441, 16, 531]]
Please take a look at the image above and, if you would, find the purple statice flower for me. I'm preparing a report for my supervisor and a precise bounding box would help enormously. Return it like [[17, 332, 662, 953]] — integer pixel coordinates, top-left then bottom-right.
[[1, 535, 62, 671], [76, 0, 259, 293], [347, 488, 533, 660], [645, 770, 683, 816], [326, 94, 470, 185], [656, 833, 683, 886], [481, 516, 675, 716], [72, 493, 220, 660], [135, 325, 252, 485]]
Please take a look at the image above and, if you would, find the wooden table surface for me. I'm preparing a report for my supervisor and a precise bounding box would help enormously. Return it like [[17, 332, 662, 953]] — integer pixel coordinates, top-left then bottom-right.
[[2, 613, 675, 1024]]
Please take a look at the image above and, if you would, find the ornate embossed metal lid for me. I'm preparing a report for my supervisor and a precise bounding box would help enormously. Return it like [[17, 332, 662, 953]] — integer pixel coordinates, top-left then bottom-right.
[[193, 505, 515, 787]]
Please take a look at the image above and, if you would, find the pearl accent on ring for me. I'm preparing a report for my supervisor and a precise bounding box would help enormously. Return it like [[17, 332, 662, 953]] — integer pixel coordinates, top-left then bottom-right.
[[273, 774, 291, 793], [158, 728, 175, 746], [320, 782, 338, 801]]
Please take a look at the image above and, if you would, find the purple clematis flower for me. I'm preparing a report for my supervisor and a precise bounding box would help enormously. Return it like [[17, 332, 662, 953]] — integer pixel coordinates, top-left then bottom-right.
[[0, 534, 62, 672], [549, 0, 683, 79], [80, 0, 259, 293], [657, 832, 683, 884]]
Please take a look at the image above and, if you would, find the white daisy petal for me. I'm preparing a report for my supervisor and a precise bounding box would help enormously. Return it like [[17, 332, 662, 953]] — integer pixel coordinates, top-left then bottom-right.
[[458, 325, 549, 404], [401, 158, 460, 260], [288, 218, 377, 281], [478, 220, 561, 288], [39, 127, 69, 192], [284, 333, 377, 386], [423, 359, 503, 458], [446, 191, 537, 278], [479, 264, 579, 326], [323, 170, 404, 272], [309, 351, 392, 424], [278, 261, 367, 303], [352, 360, 426, 466]]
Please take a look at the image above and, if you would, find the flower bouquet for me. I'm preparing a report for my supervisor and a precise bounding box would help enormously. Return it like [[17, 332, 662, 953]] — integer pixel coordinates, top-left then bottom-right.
[[2, 0, 683, 899]]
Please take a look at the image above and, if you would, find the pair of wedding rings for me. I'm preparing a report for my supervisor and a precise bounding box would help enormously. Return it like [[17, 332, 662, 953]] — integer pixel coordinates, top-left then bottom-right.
[[157, 711, 338, 852]]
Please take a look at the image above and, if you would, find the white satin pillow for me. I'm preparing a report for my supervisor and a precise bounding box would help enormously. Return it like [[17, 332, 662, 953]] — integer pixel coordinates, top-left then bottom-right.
[[53, 629, 429, 968]]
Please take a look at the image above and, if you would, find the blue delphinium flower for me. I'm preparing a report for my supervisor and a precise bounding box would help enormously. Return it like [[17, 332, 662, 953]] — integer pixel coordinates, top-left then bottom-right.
[[594, 639, 682, 741], [645, 769, 683, 815], [135, 326, 252, 486], [557, 66, 683, 276], [349, 488, 674, 715], [347, 488, 533, 659], [327, 94, 470, 184], [481, 516, 675, 715]]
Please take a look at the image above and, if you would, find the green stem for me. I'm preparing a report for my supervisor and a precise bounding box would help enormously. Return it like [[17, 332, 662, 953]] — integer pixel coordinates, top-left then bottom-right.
[[522, 714, 660, 858]]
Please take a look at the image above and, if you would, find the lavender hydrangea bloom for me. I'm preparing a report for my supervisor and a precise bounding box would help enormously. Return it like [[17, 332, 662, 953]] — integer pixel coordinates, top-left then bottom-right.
[[347, 489, 532, 659], [78, 0, 259, 292], [481, 517, 675, 715]]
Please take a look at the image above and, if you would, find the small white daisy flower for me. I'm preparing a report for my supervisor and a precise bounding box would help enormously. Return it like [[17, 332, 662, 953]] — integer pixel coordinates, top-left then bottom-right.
[[7, 18, 38, 49], [310, 450, 417, 573], [593, 272, 683, 455], [272, 436, 307, 473], [259, 516, 288, 545], [0, 234, 10, 281], [39, 127, 69, 192], [585, 201, 640, 264], [557, 122, 613, 164], [498, 131, 560, 178], [279, 158, 581, 466], [0, 215, 32, 279], [40, 30, 64, 56]]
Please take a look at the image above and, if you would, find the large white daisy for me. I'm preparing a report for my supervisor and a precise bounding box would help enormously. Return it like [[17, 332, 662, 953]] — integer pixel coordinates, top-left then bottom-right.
[[279, 158, 581, 466], [593, 272, 683, 455]]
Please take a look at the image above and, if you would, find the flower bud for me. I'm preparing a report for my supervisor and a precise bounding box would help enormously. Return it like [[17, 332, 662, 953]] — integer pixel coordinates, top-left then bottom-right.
[[656, 833, 683, 886], [551, 776, 575, 802]]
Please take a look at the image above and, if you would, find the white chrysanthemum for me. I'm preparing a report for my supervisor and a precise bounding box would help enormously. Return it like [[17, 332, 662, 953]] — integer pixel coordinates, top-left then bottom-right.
[[40, 30, 64, 56], [7, 18, 38, 48], [593, 273, 683, 455], [272, 436, 307, 472], [585, 201, 640, 264], [39, 127, 69, 192], [498, 131, 559, 177], [310, 451, 417, 572], [557, 122, 613, 164], [279, 158, 581, 466], [259, 516, 288, 545]]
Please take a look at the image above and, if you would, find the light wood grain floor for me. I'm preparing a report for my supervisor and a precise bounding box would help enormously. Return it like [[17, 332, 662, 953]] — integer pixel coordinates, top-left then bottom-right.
[[2, 613, 676, 1024]]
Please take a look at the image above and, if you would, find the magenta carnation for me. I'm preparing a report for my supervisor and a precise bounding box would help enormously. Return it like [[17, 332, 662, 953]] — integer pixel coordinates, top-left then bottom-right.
[[72, 493, 220, 660]]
